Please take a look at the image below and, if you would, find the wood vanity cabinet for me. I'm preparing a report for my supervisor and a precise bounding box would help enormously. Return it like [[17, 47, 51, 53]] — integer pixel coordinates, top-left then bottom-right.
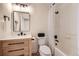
[[0, 38, 32, 56]]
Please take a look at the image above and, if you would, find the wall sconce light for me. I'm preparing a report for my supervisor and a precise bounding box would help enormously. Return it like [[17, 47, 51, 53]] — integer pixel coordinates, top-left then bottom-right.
[[15, 3, 28, 7], [52, 3, 55, 6], [4, 15, 10, 21], [13, 3, 32, 13]]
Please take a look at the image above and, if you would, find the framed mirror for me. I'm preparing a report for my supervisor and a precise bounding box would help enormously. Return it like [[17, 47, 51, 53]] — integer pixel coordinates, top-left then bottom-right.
[[13, 11, 30, 32]]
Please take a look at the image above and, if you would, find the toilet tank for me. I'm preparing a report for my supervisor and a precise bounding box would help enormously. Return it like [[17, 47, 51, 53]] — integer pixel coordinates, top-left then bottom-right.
[[37, 37, 47, 45], [37, 33, 47, 45]]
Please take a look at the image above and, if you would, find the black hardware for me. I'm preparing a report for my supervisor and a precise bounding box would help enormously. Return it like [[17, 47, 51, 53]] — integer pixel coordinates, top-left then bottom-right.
[[52, 3, 55, 6], [55, 40, 59, 42], [24, 34, 26, 35], [55, 11, 59, 14], [17, 34, 20, 36], [17, 32, 26, 36], [20, 32, 23, 35], [4, 15, 10, 21], [31, 39, 34, 40], [54, 35, 58, 39], [55, 43, 57, 45]]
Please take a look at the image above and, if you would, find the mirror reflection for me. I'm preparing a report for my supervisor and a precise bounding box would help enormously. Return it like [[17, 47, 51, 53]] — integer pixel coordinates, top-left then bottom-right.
[[13, 11, 30, 32]]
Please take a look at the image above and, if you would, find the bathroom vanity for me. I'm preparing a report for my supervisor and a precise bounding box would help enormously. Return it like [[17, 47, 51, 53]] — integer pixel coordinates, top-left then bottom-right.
[[0, 6, 32, 56], [0, 35, 32, 56]]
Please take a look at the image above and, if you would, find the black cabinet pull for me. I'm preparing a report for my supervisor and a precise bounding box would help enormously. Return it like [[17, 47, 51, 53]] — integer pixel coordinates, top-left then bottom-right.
[[31, 39, 34, 40]]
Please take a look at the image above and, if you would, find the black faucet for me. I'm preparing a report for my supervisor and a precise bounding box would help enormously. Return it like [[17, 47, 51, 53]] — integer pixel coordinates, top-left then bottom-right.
[[17, 32, 26, 36], [17, 32, 23, 36], [20, 32, 23, 36]]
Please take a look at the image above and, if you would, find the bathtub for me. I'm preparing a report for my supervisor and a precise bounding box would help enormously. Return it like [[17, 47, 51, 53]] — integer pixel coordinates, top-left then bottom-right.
[[54, 47, 67, 56]]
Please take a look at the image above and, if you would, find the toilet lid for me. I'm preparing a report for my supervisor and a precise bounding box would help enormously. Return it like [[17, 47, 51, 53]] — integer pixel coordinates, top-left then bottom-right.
[[40, 45, 51, 54]]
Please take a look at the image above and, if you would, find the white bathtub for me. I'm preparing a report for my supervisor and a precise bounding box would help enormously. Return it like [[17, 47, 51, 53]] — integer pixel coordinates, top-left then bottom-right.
[[54, 47, 67, 56]]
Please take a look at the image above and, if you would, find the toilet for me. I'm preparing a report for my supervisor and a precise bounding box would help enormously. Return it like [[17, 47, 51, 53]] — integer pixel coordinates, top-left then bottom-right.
[[37, 33, 51, 56], [39, 45, 51, 56]]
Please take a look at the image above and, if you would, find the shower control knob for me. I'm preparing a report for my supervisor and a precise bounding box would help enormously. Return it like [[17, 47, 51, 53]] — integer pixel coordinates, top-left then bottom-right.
[[55, 43, 57, 45], [55, 11, 59, 14], [54, 35, 58, 39]]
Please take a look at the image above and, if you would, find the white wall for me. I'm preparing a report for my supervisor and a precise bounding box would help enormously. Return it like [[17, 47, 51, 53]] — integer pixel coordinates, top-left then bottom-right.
[[30, 4, 49, 37], [0, 3, 12, 36]]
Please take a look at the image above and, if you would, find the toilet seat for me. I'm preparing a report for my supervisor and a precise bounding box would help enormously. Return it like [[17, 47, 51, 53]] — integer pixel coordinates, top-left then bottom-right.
[[39, 45, 51, 55]]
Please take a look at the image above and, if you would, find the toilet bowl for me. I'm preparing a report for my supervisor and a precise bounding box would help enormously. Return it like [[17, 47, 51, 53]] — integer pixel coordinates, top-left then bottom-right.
[[39, 45, 51, 56], [37, 33, 51, 56]]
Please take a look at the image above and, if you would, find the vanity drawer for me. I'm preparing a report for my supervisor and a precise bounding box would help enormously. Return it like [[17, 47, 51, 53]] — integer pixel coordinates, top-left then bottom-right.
[[2, 39, 29, 56], [2, 39, 28, 48], [0, 39, 32, 56], [3, 49, 25, 56], [3, 47, 28, 56]]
